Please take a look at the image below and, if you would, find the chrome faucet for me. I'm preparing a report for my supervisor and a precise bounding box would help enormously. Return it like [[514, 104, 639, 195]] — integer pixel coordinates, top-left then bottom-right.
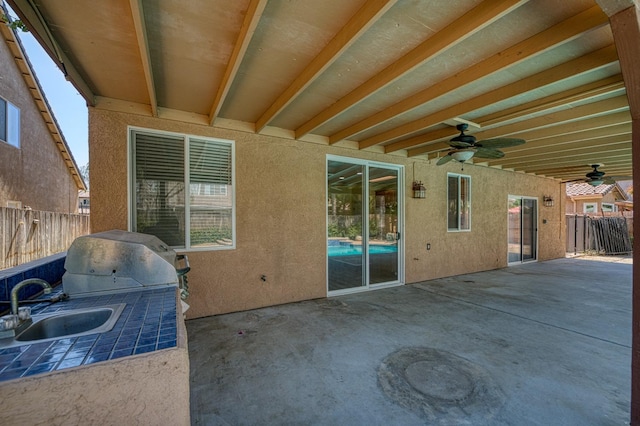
[[11, 278, 52, 316]]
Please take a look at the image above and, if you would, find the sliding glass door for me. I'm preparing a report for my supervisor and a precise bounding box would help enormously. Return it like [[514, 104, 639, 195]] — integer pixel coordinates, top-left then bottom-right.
[[327, 157, 402, 293], [508, 196, 537, 263]]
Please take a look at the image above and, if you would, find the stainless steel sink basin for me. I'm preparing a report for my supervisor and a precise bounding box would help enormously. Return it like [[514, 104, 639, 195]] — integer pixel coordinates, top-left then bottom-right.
[[0, 304, 126, 348]]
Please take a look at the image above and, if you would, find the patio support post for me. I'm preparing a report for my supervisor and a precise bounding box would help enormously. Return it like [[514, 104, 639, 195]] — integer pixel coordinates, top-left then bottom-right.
[[596, 0, 640, 423]]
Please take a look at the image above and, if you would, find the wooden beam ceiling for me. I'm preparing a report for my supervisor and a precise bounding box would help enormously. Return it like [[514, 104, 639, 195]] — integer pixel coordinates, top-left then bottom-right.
[[294, 0, 526, 139], [332, 5, 609, 146]]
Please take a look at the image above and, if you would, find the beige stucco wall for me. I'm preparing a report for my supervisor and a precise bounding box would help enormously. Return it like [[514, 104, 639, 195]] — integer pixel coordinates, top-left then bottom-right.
[[89, 108, 566, 319], [0, 32, 79, 213], [0, 295, 190, 425]]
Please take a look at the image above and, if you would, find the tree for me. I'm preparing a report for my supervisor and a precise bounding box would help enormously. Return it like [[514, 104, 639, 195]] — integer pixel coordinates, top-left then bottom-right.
[[80, 163, 89, 188]]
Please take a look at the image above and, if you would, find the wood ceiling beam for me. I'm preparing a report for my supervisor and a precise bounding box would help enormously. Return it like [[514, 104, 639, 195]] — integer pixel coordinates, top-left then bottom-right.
[[129, 0, 157, 116], [208, 0, 268, 126], [294, 0, 526, 138], [493, 123, 632, 155], [479, 77, 625, 128], [329, 4, 609, 145], [474, 95, 629, 138], [256, 0, 397, 133], [526, 156, 633, 177], [495, 140, 631, 168], [510, 147, 632, 168], [536, 162, 631, 176], [418, 95, 630, 157], [381, 48, 621, 153], [411, 110, 632, 157], [494, 134, 631, 163], [509, 152, 632, 174]]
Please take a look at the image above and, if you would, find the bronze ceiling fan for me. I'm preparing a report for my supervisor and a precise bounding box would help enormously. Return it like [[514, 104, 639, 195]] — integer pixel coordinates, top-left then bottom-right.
[[565, 164, 631, 186], [436, 123, 526, 165]]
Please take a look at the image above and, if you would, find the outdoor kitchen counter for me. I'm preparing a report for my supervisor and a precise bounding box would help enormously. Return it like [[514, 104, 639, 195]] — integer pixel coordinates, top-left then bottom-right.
[[0, 286, 190, 425]]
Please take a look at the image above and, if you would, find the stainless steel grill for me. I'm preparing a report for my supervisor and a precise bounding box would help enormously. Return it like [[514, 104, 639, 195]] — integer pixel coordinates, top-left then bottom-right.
[[63, 230, 189, 298]]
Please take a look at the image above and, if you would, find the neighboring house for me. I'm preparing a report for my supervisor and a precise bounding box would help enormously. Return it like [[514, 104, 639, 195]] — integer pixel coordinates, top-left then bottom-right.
[[0, 15, 85, 213], [78, 190, 90, 214], [616, 180, 634, 212], [565, 182, 630, 215]]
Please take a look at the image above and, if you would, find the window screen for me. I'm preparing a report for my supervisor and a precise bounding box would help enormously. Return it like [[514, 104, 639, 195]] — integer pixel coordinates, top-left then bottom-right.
[[131, 129, 234, 250]]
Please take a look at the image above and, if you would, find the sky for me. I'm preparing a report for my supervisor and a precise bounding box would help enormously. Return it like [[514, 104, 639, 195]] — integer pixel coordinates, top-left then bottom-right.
[[16, 29, 89, 168]]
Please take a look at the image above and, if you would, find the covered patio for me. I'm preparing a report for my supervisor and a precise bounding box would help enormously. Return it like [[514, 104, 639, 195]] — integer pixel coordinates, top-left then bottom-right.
[[188, 255, 631, 425]]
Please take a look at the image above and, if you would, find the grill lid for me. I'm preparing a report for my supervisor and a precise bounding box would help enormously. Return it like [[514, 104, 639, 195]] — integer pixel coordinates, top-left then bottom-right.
[[63, 230, 180, 297]]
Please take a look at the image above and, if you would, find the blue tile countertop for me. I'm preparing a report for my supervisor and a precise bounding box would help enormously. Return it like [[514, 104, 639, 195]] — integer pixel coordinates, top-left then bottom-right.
[[0, 286, 177, 382]]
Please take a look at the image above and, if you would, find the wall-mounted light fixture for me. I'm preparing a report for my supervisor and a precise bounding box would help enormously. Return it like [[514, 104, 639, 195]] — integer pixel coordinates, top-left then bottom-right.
[[413, 181, 426, 199], [411, 163, 426, 199], [543, 195, 554, 207]]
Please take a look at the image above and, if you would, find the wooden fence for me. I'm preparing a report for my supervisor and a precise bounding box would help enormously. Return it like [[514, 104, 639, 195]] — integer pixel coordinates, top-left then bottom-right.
[[566, 213, 633, 255], [0, 208, 90, 270]]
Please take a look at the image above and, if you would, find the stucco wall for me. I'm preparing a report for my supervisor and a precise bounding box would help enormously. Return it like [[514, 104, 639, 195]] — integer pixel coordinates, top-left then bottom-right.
[[0, 32, 79, 213], [89, 108, 566, 319]]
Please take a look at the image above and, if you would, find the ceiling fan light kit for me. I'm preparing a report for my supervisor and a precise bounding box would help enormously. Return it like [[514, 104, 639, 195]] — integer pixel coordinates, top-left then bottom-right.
[[451, 150, 475, 162]]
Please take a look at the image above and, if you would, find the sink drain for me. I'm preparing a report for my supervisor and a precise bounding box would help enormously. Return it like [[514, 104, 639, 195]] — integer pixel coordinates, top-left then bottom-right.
[[377, 347, 502, 424]]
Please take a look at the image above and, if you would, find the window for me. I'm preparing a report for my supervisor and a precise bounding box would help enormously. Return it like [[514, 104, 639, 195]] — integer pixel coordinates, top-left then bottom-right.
[[601, 203, 616, 213], [0, 97, 20, 148], [583, 203, 597, 214], [447, 173, 471, 231], [130, 128, 234, 250]]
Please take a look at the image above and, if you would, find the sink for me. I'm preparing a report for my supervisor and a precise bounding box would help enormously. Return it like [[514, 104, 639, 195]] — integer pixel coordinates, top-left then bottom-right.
[[0, 304, 126, 348]]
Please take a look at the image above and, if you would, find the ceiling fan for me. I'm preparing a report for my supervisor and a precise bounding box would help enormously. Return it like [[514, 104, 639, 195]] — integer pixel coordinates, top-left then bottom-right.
[[436, 123, 525, 166], [566, 164, 631, 187]]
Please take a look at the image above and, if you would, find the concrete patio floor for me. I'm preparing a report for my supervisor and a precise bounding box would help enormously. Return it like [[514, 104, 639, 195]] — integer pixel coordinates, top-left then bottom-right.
[[187, 256, 632, 425]]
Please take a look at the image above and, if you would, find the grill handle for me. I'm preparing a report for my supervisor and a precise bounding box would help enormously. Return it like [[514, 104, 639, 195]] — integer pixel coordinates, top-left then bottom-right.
[[176, 254, 191, 276]]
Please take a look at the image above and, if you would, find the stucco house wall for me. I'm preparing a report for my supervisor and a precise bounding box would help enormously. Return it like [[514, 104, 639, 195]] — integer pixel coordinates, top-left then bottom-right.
[[89, 108, 566, 319], [0, 27, 80, 213]]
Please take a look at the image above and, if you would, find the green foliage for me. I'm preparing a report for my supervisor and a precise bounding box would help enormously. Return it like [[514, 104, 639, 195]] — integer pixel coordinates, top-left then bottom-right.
[[1, 12, 28, 32], [327, 223, 343, 238], [347, 222, 361, 240], [191, 227, 232, 245]]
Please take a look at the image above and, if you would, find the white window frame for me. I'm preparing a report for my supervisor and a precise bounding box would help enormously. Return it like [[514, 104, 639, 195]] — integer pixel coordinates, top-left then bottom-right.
[[0, 97, 20, 149], [583, 202, 597, 214], [447, 173, 471, 232], [128, 126, 236, 252], [601, 203, 616, 213]]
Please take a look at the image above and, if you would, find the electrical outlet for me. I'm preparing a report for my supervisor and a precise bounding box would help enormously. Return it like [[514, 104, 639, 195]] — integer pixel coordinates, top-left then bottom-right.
[[426, 243, 431, 250]]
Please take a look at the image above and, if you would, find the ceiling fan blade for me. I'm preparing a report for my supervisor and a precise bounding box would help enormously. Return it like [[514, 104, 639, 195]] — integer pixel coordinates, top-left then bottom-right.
[[436, 154, 454, 165], [603, 176, 633, 184], [448, 140, 474, 148], [474, 147, 504, 159], [476, 138, 525, 149]]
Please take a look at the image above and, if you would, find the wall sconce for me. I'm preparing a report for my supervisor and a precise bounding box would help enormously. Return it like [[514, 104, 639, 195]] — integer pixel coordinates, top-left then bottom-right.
[[543, 195, 554, 207], [413, 181, 426, 199]]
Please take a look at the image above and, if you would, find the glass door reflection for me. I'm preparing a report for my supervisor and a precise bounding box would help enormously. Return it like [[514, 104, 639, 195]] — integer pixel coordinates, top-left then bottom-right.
[[327, 160, 365, 291], [368, 167, 398, 285]]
